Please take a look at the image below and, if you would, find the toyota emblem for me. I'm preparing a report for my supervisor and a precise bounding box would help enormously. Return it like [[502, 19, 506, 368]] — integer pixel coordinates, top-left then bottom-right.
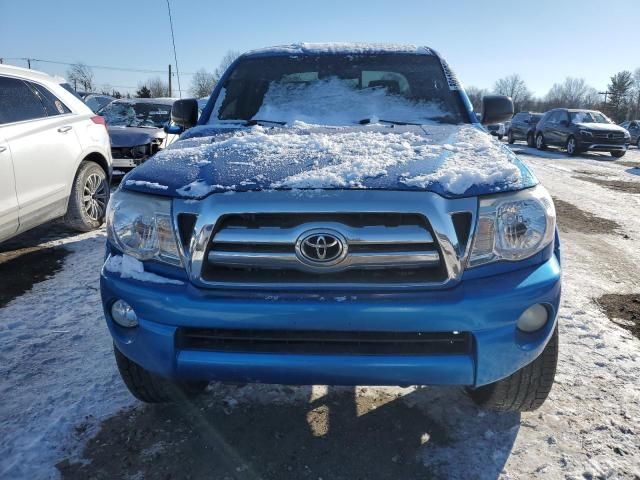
[[295, 229, 348, 267]]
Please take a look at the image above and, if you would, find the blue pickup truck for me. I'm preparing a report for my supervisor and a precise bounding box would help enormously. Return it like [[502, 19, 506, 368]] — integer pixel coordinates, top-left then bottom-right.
[[101, 43, 561, 412]]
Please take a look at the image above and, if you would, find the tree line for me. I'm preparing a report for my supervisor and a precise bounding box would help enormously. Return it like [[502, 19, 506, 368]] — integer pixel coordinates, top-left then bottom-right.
[[466, 68, 640, 123]]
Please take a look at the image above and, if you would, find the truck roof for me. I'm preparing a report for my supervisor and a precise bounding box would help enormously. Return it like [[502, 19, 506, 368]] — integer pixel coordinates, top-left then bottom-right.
[[242, 42, 434, 58]]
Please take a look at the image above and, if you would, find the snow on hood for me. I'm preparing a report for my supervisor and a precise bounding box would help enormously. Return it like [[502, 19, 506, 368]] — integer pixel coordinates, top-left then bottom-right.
[[244, 42, 433, 57], [123, 124, 535, 199], [108, 126, 164, 148]]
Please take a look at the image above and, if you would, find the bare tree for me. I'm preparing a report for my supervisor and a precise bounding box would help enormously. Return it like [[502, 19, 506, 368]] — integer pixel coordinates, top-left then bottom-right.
[[146, 77, 170, 97], [465, 86, 489, 112], [544, 77, 598, 109], [66, 62, 95, 92], [493, 74, 531, 111], [190, 68, 217, 97], [213, 50, 241, 83]]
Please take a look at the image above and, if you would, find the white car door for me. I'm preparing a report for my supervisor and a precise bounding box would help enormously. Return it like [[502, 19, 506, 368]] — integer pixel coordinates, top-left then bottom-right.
[[0, 76, 83, 230], [0, 135, 19, 242]]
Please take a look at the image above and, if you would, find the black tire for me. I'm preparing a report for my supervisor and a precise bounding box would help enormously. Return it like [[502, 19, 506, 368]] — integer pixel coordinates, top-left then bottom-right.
[[636, 138, 640, 149], [566, 136, 578, 156], [63, 161, 109, 232], [114, 347, 208, 403], [498, 134, 504, 140], [610, 150, 626, 158], [507, 130, 515, 144], [526, 132, 535, 147], [468, 326, 558, 412], [535, 133, 547, 150]]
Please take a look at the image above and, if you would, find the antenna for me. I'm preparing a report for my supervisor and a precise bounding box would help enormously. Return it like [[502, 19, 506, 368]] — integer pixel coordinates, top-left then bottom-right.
[[166, 0, 181, 98]]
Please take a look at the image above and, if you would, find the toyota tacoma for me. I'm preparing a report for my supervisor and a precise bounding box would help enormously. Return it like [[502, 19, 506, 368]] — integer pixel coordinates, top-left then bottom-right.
[[101, 43, 561, 412]]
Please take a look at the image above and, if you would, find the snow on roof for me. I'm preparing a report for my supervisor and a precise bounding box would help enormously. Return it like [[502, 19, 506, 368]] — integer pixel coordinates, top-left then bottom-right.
[[243, 42, 433, 57]]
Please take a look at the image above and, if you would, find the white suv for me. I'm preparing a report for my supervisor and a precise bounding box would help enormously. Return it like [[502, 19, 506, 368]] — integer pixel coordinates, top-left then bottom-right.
[[0, 65, 112, 242]]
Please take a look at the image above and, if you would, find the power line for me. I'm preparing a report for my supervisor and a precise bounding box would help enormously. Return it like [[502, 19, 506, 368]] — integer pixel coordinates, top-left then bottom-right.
[[1, 57, 195, 75], [165, 0, 182, 97]]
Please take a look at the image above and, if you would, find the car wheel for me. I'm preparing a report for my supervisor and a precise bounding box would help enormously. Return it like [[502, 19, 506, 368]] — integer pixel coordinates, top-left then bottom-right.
[[114, 346, 208, 403], [610, 150, 626, 158], [527, 133, 535, 147], [507, 130, 515, 144], [498, 134, 504, 140], [566, 136, 578, 156], [467, 326, 558, 412], [636, 138, 640, 148], [63, 161, 109, 232], [536, 133, 546, 150]]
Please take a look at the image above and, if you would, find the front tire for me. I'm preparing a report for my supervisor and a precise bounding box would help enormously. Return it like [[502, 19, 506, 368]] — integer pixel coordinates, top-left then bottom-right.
[[566, 136, 578, 156], [63, 161, 109, 232], [507, 130, 515, 144], [526, 132, 535, 147], [498, 134, 504, 140], [468, 326, 558, 412], [610, 150, 626, 158], [535, 133, 547, 150], [114, 347, 208, 403]]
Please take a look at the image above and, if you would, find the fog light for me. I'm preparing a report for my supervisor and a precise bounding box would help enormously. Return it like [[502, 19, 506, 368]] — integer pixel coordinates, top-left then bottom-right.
[[517, 304, 548, 332], [111, 300, 138, 328]]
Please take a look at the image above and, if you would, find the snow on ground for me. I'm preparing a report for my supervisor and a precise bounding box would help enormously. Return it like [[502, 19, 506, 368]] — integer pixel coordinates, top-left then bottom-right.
[[1, 147, 640, 479]]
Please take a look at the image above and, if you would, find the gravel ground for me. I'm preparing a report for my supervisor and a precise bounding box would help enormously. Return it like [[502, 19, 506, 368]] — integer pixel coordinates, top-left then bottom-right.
[[1, 146, 640, 479]]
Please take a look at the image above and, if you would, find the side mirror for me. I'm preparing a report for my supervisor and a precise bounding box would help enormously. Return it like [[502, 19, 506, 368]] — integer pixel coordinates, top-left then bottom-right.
[[171, 99, 198, 129], [480, 95, 514, 125], [164, 123, 183, 135]]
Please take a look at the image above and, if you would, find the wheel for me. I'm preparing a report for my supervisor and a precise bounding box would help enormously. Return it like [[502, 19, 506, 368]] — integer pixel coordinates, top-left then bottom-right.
[[468, 326, 558, 412], [566, 136, 578, 156], [636, 138, 640, 148], [498, 134, 504, 140], [63, 161, 109, 232], [535, 133, 547, 150], [114, 347, 208, 403], [526, 132, 535, 147], [610, 150, 626, 158], [507, 130, 515, 144]]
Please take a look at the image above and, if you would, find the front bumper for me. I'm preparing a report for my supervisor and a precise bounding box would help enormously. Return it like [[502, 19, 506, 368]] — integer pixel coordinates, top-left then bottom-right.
[[101, 251, 561, 388], [577, 139, 629, 152]]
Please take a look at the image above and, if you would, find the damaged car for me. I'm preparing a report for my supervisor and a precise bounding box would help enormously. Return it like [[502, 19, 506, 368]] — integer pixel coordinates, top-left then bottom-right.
[[99, 98, 176, 170], [102, 43, 561, 412]]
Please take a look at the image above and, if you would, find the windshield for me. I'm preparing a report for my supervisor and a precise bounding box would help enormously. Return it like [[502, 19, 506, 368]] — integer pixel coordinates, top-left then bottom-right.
[[208, 54, 467, 126], [570, 111, 611, 124], [85, 96, 113, 113], [100, 102, 171, 128]]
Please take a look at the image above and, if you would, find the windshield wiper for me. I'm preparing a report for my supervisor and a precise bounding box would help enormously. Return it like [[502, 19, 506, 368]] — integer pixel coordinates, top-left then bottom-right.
[[358, 118, 424, 126], [245, 119, 287, 126]]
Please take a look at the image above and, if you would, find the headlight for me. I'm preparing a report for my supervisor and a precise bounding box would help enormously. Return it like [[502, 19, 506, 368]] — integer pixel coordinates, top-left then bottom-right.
[[106, 190, 181, 266], [468, 185, 556, 267], [579, 129, 592, 137]]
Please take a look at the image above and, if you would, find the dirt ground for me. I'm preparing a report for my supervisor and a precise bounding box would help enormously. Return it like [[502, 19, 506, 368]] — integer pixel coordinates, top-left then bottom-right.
[[597, 294, 640, 340], [552, 197, 622, 235]]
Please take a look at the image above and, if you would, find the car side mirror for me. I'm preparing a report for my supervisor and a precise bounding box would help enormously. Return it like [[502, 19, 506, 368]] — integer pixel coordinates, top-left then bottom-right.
[[480, 95, 513, 125], [164, 123, 183, 135], [171, 99, 198, 129]]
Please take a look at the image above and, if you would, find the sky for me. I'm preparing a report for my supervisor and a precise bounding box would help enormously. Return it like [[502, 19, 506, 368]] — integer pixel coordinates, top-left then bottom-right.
[[1, 0, 638, 98]]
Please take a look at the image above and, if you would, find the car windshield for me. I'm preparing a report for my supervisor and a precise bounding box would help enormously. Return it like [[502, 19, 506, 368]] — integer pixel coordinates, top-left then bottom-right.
[[85, 96, 113, 113], [208, 54, 467, 126], [570, 111, 611, 124], [100, 102, 171, 128]]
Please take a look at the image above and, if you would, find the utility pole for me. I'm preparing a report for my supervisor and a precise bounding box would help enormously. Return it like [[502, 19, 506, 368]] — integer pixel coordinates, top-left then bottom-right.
[[27, 58, 31, 69], [599, 91, 612, 104], [168, 64, 172, 97]]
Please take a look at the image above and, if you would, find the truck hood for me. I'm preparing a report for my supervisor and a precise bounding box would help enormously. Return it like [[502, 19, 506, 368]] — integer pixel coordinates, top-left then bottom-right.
[[122, 124, 536, 199], [108, 126, 164, 148]]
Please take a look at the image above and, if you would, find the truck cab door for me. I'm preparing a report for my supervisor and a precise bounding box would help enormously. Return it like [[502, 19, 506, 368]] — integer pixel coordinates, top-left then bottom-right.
[[0, 135, 19, 242]]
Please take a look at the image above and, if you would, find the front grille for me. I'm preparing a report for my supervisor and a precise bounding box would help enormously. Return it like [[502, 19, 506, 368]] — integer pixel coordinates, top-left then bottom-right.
[[177, 328, 472, 356], [200, 213, 448, 285], [592, 131, 626, 142]]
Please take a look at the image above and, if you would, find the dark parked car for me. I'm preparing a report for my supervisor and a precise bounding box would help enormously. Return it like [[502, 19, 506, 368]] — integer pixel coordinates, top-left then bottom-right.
[[620, 120, 640, 148], [535, 109, 630, 157], [508, 112, 544, 146]]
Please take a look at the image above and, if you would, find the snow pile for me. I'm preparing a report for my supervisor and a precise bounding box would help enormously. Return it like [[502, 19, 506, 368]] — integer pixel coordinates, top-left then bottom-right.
[[125, 180, 168, 190], [104, 255, 183, 285], [177, 180, 234, 197], [400, 127, 522, 194], [253, 77, 447, 126]]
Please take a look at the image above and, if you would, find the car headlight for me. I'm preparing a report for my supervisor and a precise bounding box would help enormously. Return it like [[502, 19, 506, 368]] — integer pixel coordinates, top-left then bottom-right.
[[468, 185, 556, 267], [106, 190, 181, 266], [579, 129, 592, 137]]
